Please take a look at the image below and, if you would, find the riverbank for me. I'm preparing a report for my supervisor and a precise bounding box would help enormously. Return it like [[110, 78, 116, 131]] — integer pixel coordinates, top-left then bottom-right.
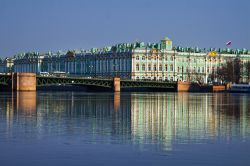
[[177, 81, 227, 92]]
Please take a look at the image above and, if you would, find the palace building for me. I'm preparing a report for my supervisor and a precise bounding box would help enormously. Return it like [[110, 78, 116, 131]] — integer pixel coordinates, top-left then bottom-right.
[[1, 36, 249, 83], [0, 58, 13, 73]]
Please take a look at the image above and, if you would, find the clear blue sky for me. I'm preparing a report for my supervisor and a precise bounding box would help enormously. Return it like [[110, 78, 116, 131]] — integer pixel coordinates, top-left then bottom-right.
[[0, 0, 249, 57]]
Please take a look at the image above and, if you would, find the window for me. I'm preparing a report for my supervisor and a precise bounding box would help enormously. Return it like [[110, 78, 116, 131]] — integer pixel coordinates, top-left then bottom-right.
[[142, 56, 146, 60], [165, 56, 168, 61], [170, 64, 173, 71], [148, 64, 151, 71], [136, 56, 139, 60], [142, 64, 145, 71], [148, 56, 151, 60], [165, 64, 168, 71], [171, 56, 174, 61], [159, 65, 162, 71], [154, 64, 157, 71], [136, 64, 139, 71], [177, 67, 180, 73]]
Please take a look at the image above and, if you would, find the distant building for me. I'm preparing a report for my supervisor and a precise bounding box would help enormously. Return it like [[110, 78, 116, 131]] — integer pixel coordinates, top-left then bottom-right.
[[0, 58, 13, 73], [13, 52, 44, 73], [4, 37, 250, 83]]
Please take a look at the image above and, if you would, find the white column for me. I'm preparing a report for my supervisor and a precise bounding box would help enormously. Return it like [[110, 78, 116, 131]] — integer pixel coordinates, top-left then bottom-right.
[[38, 62, 40, 73]]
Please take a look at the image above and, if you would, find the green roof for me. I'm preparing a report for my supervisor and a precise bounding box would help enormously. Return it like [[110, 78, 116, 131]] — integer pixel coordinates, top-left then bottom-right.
[[162, 36, 171, 41]]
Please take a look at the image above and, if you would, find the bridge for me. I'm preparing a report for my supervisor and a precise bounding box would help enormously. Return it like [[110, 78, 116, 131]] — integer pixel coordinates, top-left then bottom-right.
[[0, 74, 12, 86], [0, 73, 177, 92]]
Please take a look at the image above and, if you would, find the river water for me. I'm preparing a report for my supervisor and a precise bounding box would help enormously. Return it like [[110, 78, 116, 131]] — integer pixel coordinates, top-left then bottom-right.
[[0, 92, 250, 166]]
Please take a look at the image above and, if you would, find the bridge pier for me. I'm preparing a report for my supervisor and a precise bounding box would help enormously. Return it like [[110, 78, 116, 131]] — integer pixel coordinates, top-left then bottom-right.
[[12, 73, 36, 91], [16, 91, 37, 113], [113, 92, 120, 111], [113, 77, 120, 92]]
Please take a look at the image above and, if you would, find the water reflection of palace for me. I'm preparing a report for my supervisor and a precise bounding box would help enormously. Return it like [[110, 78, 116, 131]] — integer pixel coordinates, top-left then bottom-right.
[[130, 93, 250, 151], [0, 92, 250, 152]]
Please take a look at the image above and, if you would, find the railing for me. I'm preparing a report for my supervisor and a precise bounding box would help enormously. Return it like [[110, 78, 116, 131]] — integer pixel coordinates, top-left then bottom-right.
[[1, 73, 177, 89], [37, 75, 176, 89]]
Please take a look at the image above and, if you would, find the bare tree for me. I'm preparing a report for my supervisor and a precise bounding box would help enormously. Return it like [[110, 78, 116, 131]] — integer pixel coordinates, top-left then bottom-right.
[[217, 66, 227, 83], [216, 58, 242, 83], [244, 61, 250, 82], [233, 57, 242, 83]]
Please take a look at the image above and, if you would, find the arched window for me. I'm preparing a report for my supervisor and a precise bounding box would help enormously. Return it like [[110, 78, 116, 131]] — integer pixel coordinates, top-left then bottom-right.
[[159, 65, 162, 71], [142, 64, 145, 71], [148, 64, 151, 71], [165, 64, 168, 71], [136, 64, 139, 71], [154, 64, 157, 71], [170, 64, 173, 71]]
